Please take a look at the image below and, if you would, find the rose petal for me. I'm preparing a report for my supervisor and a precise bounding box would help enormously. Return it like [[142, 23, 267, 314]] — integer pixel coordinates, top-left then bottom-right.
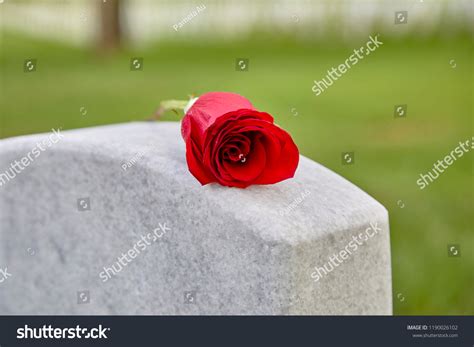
[[185, 138, 215, 185], [184, 93, 257, 142], [222, 136, 266, 182], [254, 126, 299, 184]]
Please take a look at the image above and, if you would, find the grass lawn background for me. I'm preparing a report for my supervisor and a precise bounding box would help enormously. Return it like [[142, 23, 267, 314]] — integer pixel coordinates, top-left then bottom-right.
[[1, 30, 472, 315]]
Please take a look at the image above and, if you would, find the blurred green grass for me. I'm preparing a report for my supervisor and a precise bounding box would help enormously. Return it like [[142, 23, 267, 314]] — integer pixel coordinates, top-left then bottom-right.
[[0, 31, 472, 315]]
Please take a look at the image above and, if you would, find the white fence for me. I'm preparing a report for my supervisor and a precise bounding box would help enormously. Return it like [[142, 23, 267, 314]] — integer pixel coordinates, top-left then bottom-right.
[[0, 0, 472, 46]]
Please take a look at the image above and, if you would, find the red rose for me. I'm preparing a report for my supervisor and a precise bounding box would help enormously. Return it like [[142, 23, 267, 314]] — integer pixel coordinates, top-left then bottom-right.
[[181, 92, 299, 188]]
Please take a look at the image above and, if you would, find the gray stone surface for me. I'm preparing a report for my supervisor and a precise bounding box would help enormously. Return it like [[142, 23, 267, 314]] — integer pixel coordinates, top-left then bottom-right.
[[0, 122, 392, 315]]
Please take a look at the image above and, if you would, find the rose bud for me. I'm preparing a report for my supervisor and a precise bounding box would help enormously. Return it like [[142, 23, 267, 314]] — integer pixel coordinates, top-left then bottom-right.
[[181, 92, 299, 188]]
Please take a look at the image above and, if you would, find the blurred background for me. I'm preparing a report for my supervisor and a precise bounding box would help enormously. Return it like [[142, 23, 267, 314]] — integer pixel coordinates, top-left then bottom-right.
[[0, 0, 472, 315]]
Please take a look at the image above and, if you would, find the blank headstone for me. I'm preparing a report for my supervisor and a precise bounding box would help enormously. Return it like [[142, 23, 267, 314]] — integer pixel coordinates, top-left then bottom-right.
[[0, 122, 392, 314]]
